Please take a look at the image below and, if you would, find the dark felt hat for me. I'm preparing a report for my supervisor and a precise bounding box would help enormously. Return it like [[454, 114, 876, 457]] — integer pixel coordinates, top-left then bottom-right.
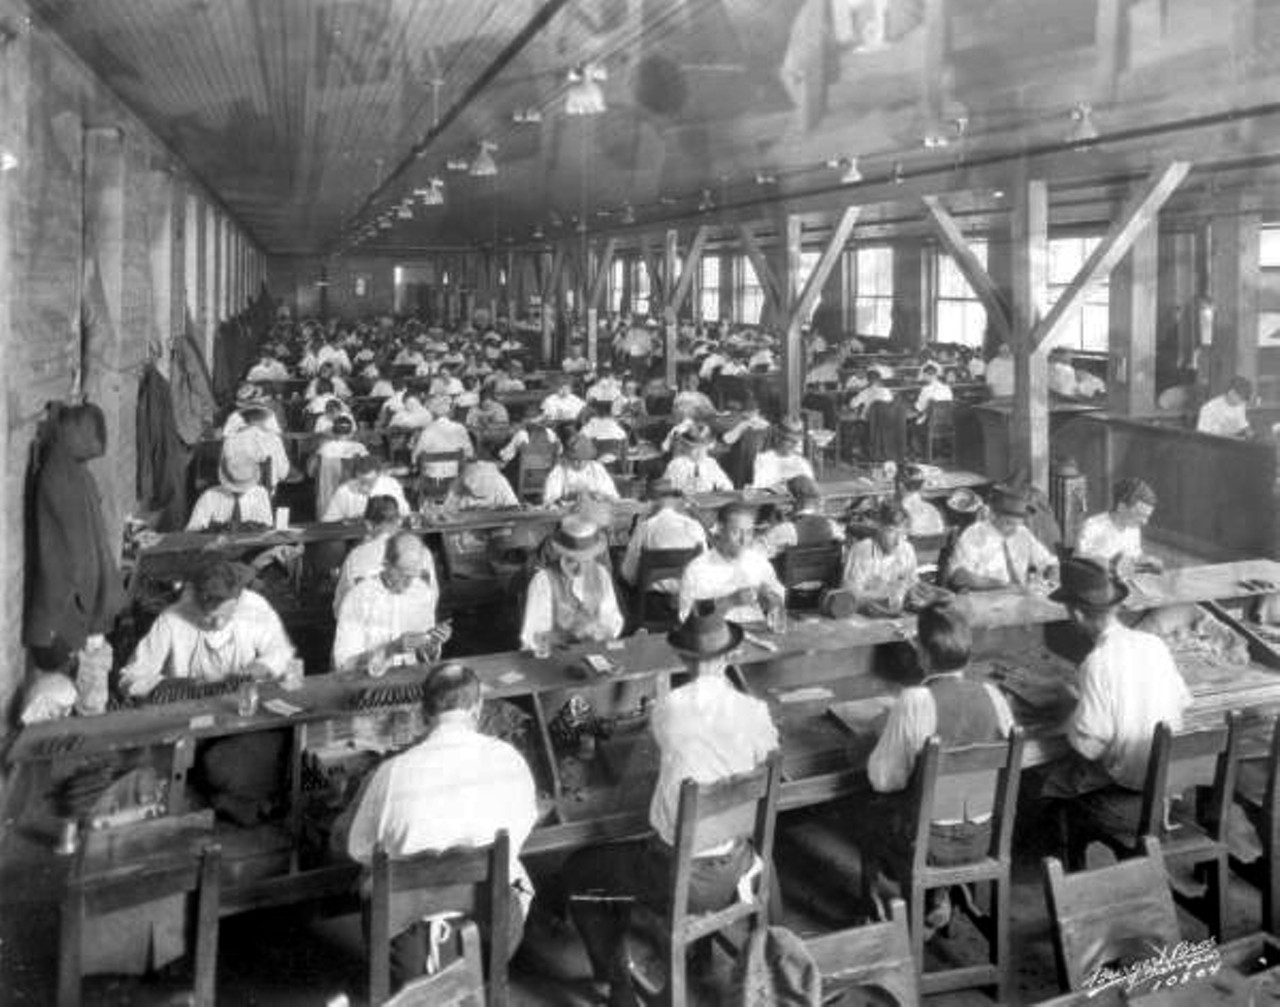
[[667, 607, 744, 659], [1049, 556, 1130, 609], [989, 485, 1030, 517]]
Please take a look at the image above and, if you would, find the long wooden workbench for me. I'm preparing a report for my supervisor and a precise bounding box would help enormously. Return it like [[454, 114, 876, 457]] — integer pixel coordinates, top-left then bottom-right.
[[7, 560, 1280, 915]]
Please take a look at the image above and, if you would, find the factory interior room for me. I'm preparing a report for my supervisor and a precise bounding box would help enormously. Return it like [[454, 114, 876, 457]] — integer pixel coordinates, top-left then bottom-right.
[[4, 0, 1280, 1003]]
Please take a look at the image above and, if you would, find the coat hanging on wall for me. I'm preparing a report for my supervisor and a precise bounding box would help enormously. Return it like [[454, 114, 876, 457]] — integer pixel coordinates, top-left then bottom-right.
[[136, 363, 189, 531], [170, 313, 216, 446], [24, 402, 126, 669]]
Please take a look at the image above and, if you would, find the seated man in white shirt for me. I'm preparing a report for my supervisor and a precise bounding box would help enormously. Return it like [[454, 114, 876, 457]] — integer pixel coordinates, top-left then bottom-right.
[[323, 454, 410, 521], [621, 478, 707, 595], [120, 559, 294, 697], [911, 364, 954, 424], [333, 495, 405, 614], [541, 378, 587, 423], [750, 420, 815, 491], [671, 373, 716, 421], [187, 453, 274, 531], [411, 395, 474, 483], [678, 501, 785, 624], [558, 608, 779, 996], [947, 485, 1058, 592], [1038, 558, 1191, 821], [543, 435, 619, 505], [442, 457, 519, 511], [842, 500, 919, 617], [562, 343, 594, 376], [847, 600, 1015, 933], [332, 532, 446, 674], [984, 343, 1015, 398], [1196, 376, 1253, 437], [335, 663, 537, 990], [519, 516, 624, 650], [1075, 477, 1162, 575], [662, 425, 734, 494]]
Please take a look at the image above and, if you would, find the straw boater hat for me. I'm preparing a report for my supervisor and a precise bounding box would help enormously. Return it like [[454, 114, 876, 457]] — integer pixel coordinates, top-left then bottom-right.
[[667, 605, 744, 659], [1049, 556, 1129, 610], [548, 514, 606, 560], [946, 488, 983, 515], [219, 451, 260, 493]]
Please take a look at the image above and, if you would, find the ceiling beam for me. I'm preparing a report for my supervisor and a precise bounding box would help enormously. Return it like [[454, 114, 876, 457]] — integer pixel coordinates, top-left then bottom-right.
[[1030, 161, 1191, 352], [920, 195, 1013, 343]]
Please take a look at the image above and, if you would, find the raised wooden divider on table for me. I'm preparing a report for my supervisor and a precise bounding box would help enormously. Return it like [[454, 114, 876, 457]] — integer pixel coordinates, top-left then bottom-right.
[[7, 561, 1280, 916]]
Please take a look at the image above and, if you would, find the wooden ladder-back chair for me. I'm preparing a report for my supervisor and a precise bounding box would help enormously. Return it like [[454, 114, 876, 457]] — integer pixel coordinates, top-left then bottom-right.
[[1065, 713, 1241, 940], [633, 546, 703, 631], [1043, 835, 1181, 993], [367, 832, 511, 1007], [1231, 716, 1280, 936], [380, 921, 486, 1006], [804, 898, 920, 1006]]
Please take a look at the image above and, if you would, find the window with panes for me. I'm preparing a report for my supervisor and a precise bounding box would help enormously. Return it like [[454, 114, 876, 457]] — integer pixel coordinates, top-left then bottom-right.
[[934, 240, 989, 348], [851, 245, 894, 336], [609, 258, 625, 315], [631, 259, 651, 317], [736, 256, 765, 325], [699, 256, 721, 322], [1047, 236, 1110, 351]]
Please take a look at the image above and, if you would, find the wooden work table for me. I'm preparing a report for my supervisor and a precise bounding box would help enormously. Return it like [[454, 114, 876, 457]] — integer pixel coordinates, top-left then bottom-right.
[[7, 560, 1280, 915]]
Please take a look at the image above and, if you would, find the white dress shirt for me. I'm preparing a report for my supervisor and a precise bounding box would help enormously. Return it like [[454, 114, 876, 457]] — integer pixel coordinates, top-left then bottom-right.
[[867, 675, 1014, 794], [678, 547, 785, 623], [985, 356, 1015, 397], [519, 564, 624, 650], [332, 576, 440, 673], [842, 537, 918, 603], [120, 589, 294, 696], [1068, 623, 1191, 790], [323, 476, 410, 522], [751, 451, 815, 491], [186, 486, 274, 530], [344, 713, 539, 923], [1196, 394, 1250, 437], [543, 462, 618, 504], [649, 675, 778, 849], [913, 379, 953, 419], [621, 507, 708, 587], [663, 455, 733, 494], [1075, 512, 1142, 565], [949, 521, 1055, 586], [541, 391, 586, 422]]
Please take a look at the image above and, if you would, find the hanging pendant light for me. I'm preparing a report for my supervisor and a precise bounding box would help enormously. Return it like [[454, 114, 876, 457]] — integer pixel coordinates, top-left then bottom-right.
[[414, 178, 445, 206], [1068, 103, 1099, 147], [565, 63, 607, 116], [469, 141, 498, 177]]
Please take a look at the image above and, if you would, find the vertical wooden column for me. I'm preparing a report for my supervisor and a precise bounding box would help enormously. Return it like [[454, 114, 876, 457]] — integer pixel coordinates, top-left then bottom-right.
[[781, 215, 802, 416], [1108, 224, 1158, 415], [892, 240, 926, 349], [83, 127, 127, 552], [204, 207, 217, 354], [1209, 194, 1260, 393], [663, 228, 679, 387], [1010, 178, 1050, 489]]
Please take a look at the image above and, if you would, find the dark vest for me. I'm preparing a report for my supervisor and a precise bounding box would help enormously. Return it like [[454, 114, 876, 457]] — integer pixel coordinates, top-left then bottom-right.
[[925, 675, 1003, 822]]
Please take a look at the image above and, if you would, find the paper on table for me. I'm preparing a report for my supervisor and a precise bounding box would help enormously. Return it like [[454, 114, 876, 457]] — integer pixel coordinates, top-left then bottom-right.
[[774, 686, 835, 704], [262, 698, 304, 717], [498, 671, 526, 685]]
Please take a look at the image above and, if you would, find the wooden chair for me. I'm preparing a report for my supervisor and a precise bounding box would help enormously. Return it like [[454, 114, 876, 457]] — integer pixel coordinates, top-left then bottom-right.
[[380, 921, 486, 1007], [415, 449, 464, 504], [1065, 713, 1242, 939], [804, 899, 920, 1006], [860, 730, 1024, 999], [636, 752, 783, 1007], [1232, 717, 1280, 935], [59, 841, 221, 1007], [367, 832, 511, 1007], [775, 541, 843, 609], [633, 546, 703, 631], [922, 400, 956, 464], [516, 444, 558, 502], [1042, 836, 1181, 992]]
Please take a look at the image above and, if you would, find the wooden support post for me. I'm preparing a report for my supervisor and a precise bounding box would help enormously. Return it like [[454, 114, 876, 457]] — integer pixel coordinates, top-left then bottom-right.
[[1209, 194, 1261, 393], [663, 229, 679, 388], [785, 206, 860, 417], [540, 245, 564, 367], [1011, 177, 1050, 490], [921, 196, 1013, 343], [1108, 224, 1159, 415], [640, 236, 666, 309]]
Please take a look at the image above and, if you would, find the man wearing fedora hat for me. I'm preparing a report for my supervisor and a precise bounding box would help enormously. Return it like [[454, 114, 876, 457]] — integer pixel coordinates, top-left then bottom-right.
[[543, 435, 619, 506], [519, 515, 624, 652], [186, 451, 274, 531], [558, 606, 778, 998], [1040, 556, 1190, 801], [947, 485, 1058, 592], [620, 479, 708, 598], [751, 419, 816, 492], [661, 424, 733, 494]]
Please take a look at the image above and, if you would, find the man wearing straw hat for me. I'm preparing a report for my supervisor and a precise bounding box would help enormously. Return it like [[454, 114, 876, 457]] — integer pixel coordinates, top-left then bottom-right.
[[558, 606, 778, 1000], [519, 515, 624, 652], [186, 451, 274, 531]]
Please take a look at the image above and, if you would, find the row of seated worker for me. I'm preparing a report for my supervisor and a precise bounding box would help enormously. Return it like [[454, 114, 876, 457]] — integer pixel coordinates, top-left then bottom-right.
[[102, 468, 1260, 1000]]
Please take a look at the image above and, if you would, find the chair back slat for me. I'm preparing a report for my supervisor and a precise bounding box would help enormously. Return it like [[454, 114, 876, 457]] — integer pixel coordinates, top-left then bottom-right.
[[778, 542, 843, 593], [1043, 836, 1181, 991], [1138, 715, 1239, 841], [805, 899, 920, 1006], [381, 921, 486, 1006]]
